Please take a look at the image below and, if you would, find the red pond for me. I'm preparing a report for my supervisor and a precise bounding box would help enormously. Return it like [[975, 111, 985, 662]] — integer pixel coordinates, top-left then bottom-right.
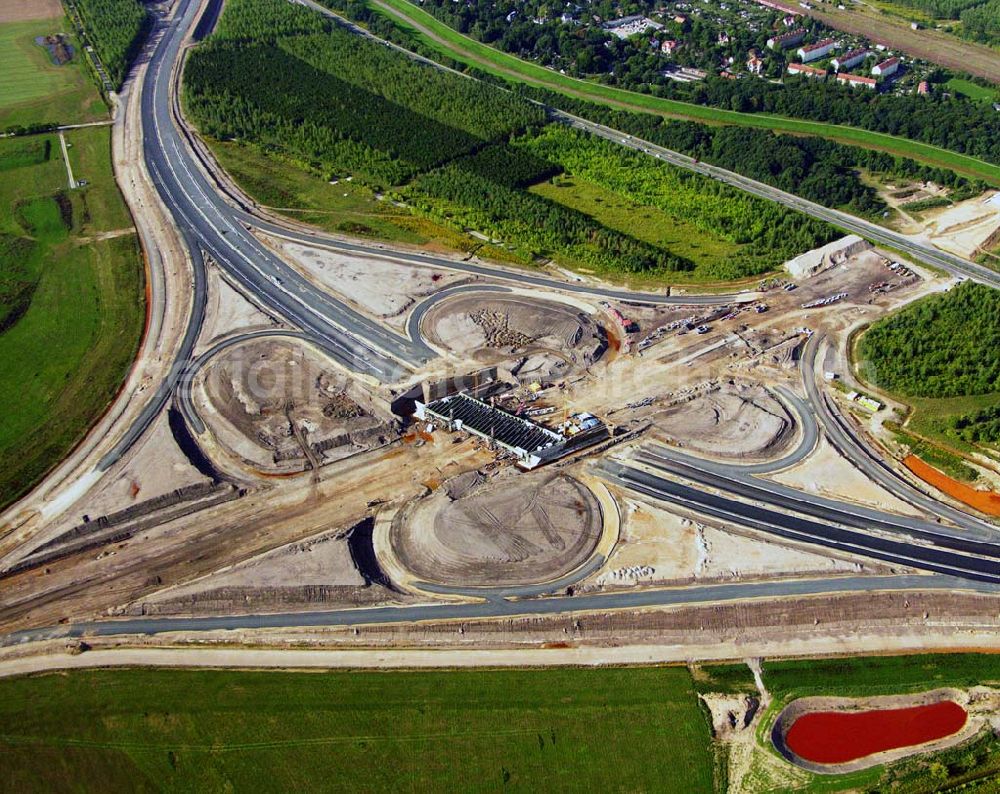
[[784, 700, 968, 765]]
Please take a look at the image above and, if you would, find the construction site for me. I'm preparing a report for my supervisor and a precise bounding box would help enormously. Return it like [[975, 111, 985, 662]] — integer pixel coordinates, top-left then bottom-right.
[[3, 0, 1000, 788], [2, 222, 992, 642]]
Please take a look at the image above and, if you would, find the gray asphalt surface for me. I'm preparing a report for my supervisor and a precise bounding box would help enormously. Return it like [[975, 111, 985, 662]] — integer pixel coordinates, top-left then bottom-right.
[[801, 333, 998, 535], [4, 573, 997, 647], [276, 0, 1000, 291], [598, 461, 1000, 582], [145, 0, 424, 379], [628, 452, 1000, 554], [23, 0, 995, 649]]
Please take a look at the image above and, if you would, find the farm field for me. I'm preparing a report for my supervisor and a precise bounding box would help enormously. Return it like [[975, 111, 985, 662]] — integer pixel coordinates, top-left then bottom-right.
[[357, 0, 1000, 186], [0, 17, 107, 129], [0, 666, 716, 792], [0, 126, 144, 510]]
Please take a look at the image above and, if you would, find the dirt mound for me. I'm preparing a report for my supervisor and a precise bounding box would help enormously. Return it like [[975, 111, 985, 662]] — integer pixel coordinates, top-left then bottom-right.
[[423, 294, 606, 380], [391, 473, 602, 587], [652, 381, 793, 459], [198, 339, 392, 472]]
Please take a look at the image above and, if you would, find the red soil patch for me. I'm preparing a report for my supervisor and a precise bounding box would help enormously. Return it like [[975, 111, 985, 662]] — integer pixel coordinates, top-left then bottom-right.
[[786, 700, 968, 764], [904, 454, 1000, 517]]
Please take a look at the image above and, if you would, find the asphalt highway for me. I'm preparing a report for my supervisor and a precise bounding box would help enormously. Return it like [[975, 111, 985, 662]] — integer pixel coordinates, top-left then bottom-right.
[[3, 572, 997, 647], [599, 461, 1000, 583], [269, 0, 1000, 291], [145, 0, 426, 379], [801, 333, 999, 536], [20, 0, 994, 649], [631, 451, 1000, 555]]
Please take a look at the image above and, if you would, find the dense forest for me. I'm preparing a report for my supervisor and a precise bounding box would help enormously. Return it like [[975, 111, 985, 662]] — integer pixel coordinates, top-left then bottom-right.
[[189, 0, 846, 279], [517, 126, 838, 274], [73, 0, 150, 89], [951, 405, 1000, 446], [859, 283, 1000, 399], [184, 6, 543, 187], [676, 79, 1000, 166], [317, 0, 998, 187], [959, 0, 1000, 46], [517, 87, 984, 211]]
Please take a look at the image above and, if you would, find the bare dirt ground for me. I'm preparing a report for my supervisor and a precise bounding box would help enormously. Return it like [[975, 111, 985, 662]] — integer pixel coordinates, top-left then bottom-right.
[[422, 293, 606, 381], [924, 192, 1000, 260], [196, 267, 283, 350], [650, 380, 793, 460], [585, 497, 868, 588], [771, 437, 924, 516], [0, 0, 63, 22], [391, 470, 602, 586], [31, 588, 993, 656], [263, 238, 467, 330], [0, 438, 493, 633], [130, 524, 393, 616], [196, 338, 393, 473]]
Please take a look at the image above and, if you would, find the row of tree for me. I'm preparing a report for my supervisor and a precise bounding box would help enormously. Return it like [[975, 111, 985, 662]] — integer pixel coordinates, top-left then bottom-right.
[[516, 86, 985, 211], [518, 126, 838, 273], [74, 0, 149, 89], [859, 282, 1000, 399], [184, 41, 537, 187], [374, 0, 1000, 165]]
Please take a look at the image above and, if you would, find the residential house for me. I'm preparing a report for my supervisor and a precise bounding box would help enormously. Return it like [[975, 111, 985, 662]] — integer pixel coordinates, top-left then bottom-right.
[[871, 56, 899, 77], [796, 38, 835, 63]]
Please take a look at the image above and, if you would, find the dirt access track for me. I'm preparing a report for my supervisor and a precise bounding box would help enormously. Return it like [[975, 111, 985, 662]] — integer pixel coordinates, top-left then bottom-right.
[[0, 0, 64, 23]]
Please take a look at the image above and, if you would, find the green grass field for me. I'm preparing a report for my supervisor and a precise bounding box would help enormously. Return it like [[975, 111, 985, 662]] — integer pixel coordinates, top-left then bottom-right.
[[365, 0, 1000, 187], [946, 77, 998, 103], [0, 126, 144, 509], [763, 654, 1000, 699], [0, 17, 107, 129], [905, 391, 1000, 460], [530, 175, 743, 279], [0, 667, 716, 792]]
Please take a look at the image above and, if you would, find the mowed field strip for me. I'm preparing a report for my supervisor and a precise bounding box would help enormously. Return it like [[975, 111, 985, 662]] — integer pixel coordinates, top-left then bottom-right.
[[365, 0, 1000, 186]]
